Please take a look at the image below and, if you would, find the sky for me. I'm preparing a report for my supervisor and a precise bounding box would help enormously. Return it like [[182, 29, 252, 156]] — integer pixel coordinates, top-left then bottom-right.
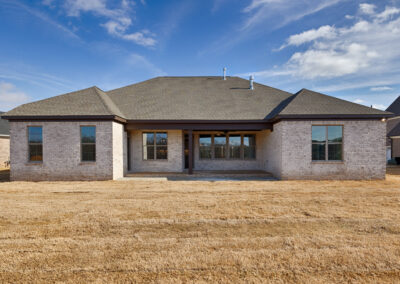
[[0, 0, 399, 111]]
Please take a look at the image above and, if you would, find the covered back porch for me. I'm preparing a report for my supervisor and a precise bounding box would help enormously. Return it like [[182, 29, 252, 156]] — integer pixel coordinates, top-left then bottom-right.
[[124, 120, 274, 175]]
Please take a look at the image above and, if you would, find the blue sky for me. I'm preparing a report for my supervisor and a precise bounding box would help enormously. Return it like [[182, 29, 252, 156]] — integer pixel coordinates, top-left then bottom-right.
[[0, 0, 399, 111]]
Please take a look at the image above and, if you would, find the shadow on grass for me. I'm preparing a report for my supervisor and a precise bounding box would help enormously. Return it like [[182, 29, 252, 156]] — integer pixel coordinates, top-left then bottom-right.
[[0, 169, 10, 182], [387, 166, 400, 176]]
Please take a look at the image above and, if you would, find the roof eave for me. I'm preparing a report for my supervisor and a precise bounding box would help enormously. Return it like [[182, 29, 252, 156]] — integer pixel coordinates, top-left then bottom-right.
[[2, 115, 127, 123], [272, 113, 394, 122]]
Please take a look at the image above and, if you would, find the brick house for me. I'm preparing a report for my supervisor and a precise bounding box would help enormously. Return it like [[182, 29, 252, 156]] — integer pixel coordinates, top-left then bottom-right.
[[386, 96, 400, 163], [0, 112, 10, 167], [1, 76, 392, 181]]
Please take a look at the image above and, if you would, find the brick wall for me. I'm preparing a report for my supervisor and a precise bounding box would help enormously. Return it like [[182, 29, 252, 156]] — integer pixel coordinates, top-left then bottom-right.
[[0, 137, 10, 167], [9, 121, 124, 181], [278, 120, 386, 180], [129, 130, 183, 172]]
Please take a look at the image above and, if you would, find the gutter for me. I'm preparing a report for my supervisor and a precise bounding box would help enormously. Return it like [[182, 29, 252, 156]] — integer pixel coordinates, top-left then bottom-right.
[[272, 113, 394, 123], [1, 115, 127, 124]]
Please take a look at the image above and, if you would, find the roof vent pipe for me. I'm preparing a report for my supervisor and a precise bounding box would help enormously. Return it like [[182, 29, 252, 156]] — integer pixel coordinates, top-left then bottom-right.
[[223, 67, 227, 80], [250, 75, 254, 90]]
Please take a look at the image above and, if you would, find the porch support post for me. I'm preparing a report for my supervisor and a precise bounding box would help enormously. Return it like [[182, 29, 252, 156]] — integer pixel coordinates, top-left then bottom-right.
[[188, 129, 193, 175]]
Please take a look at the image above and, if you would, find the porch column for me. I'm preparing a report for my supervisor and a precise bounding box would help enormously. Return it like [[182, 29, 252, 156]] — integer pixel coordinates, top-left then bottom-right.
[[188, 129, 193, 174]]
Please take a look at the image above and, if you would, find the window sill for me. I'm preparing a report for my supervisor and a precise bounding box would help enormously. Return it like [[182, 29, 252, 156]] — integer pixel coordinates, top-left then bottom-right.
[[25, 162, 43, 166], [79, 161, 96, 165], [311, 161, 344, 164], [199, 158, 257, 161], [142, 159, 169, 162]]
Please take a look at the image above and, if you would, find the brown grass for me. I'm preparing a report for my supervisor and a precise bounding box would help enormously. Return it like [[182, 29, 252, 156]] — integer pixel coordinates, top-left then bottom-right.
[[0, 170, 400, 283]]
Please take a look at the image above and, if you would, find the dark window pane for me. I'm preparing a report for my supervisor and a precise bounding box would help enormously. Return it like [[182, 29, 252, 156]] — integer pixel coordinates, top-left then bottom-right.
[[243, 135, 256, 159], [82, 144, 96, 161], [214, 135, 226, 146], [81, 126, 96, 143], [156, 146, 168, 159], [312, 126, 326, 143], [312, 143, 326, 160], [328, 144, 342, 160], [143, 146, 154, 160], [28, 127, 42, 143], [328, 126, 343, 143], [214, 135, 226, 159], [199, 135, 212, 147], [230, 146, 241, 159], [243, 135, 256, 147], [214, 146, 226, 159], [199, 146, 212, 159], [156, 133, 168, 145], [143, 133, 154, 146], [244, 146, 256, 159], [229, 135, 241, 146], [29, 144, 43, 161], [229, 135, 241, 159]]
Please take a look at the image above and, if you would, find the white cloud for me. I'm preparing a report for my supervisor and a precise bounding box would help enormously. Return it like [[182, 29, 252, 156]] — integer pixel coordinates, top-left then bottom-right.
[[102, 20, 156, 47], [372, 104, 386, 110], [371, 86, 393, 91], [248, 4, 400, 86], [64, 0, 156, 47], [352, 99, 386, 110], [0, 82, 30, 111], [288, 43, 378, 79], [201, 0, 344, 56], [376, 6, 400, 21], [242, 0, 344, 31], [280, 25, 336, 49], [359, 3, 376, 15]]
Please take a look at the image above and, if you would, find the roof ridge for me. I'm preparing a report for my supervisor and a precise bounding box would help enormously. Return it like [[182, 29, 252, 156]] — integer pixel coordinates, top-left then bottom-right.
[[272, 89, 302, 117], [386, 95, 400, 114], [93, 87, 126, 118]]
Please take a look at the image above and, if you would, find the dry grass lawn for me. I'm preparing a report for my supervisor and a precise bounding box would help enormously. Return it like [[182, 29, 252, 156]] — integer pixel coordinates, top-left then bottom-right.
[[0, 168, 400, 283]]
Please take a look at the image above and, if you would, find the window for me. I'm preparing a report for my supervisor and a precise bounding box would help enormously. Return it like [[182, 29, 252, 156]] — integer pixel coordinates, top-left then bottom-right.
[[199, 135, 212, 159], [199, 133, 256, 160], [312, 125, 343, 161], [81, 126, 96, 162], [229, 135, 241, 159], [28, 126, 43, 162], [143, 132, 168, 160], [243, 134, 256, 159], [214, 134, 226, 159]]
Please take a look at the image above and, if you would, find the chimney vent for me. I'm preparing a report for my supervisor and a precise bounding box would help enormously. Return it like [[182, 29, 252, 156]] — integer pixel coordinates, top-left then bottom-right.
[[249, 75, 254, 90], [223, 67, 227, 80]]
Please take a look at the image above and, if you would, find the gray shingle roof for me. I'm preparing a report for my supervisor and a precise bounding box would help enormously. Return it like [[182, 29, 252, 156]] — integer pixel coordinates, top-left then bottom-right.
[[2, 77, 392, 121], [107, 76, 293, 120], [278, 89, 390, 117], [386, 96, 400, 116], [387, 117, 400, 137], [0, 112, 9, 135], [3, 87, 121, 117]]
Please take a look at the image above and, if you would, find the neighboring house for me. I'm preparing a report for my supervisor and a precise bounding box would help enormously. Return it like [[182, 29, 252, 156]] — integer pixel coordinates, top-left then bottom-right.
[[386, 96, 400, 163], [2, 76, 392, 181], [0, 111, 10, 167]]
